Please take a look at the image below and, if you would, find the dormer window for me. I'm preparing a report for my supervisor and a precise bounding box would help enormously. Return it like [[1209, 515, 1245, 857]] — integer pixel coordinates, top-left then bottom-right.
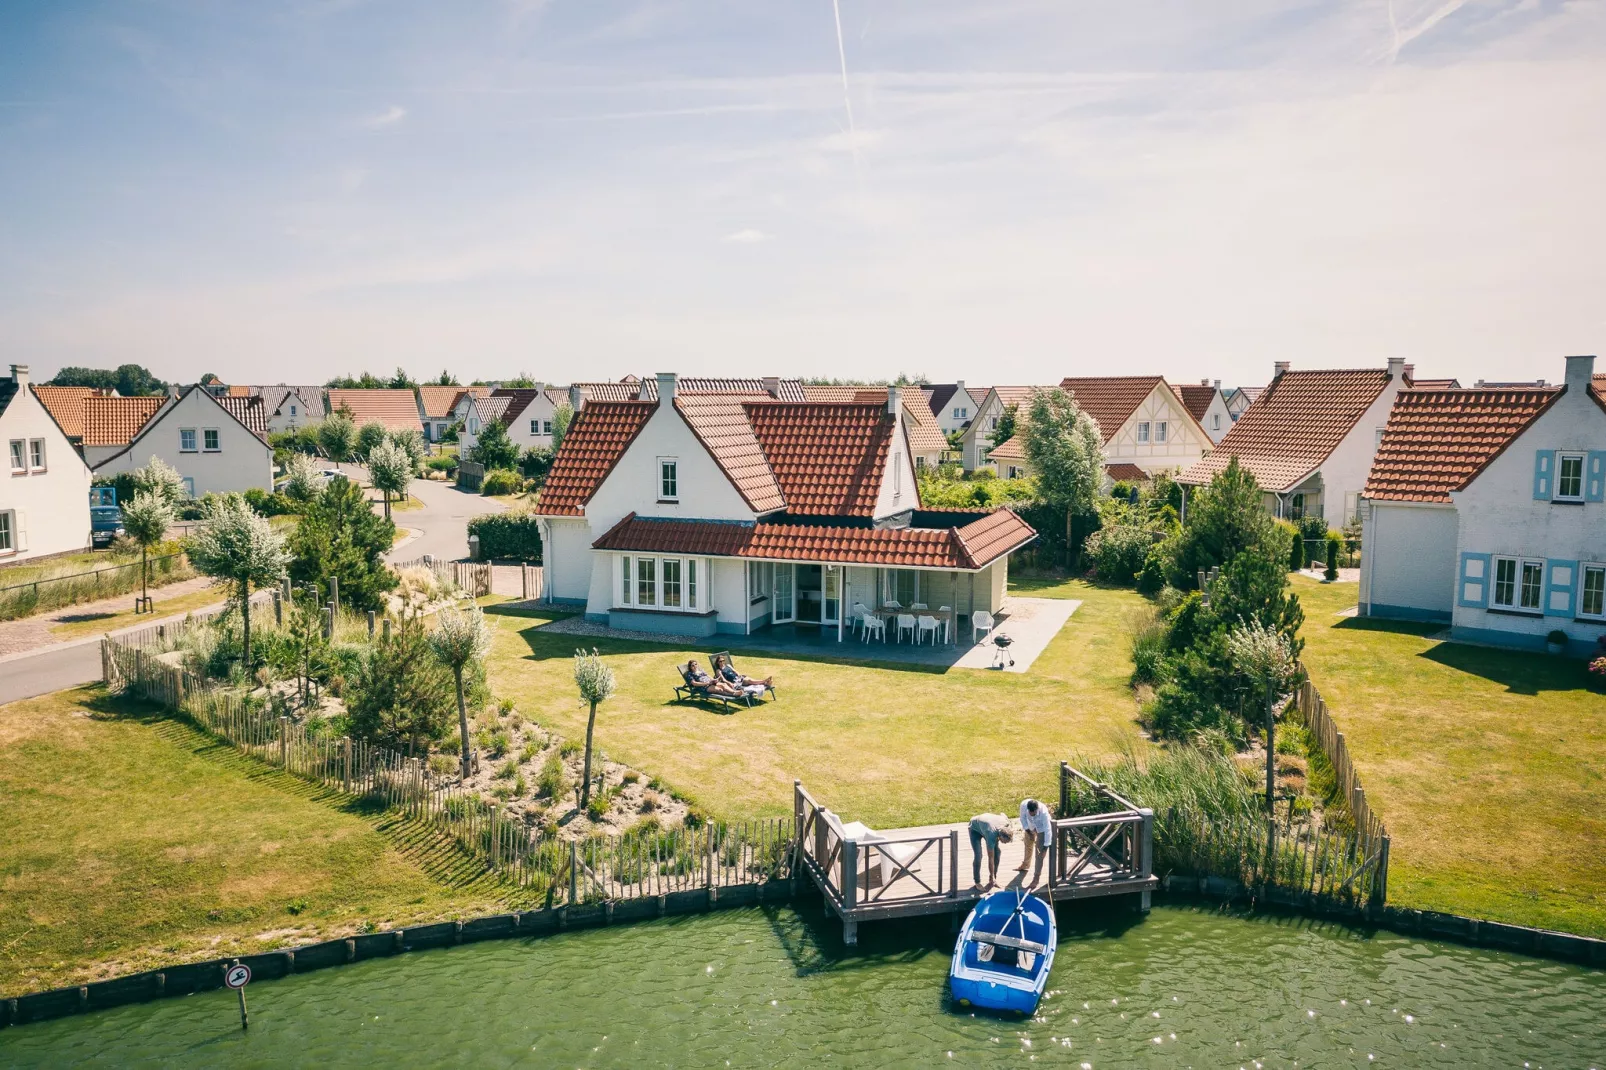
[[659, 458, 678, 502], [1556, 453, 1585, 501]]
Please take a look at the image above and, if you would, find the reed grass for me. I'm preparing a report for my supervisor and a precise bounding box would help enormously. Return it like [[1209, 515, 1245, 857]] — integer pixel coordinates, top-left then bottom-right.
[[0, 548, 192, 622]]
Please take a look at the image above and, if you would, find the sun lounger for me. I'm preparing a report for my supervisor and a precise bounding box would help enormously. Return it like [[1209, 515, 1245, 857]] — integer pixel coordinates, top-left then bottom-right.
[[709, 651, 778, 701], [673, 663, 752, 712]]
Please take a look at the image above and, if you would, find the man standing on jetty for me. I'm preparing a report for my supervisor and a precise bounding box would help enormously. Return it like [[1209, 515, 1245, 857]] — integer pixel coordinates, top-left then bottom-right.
[[1016, 798, 1052, 886]]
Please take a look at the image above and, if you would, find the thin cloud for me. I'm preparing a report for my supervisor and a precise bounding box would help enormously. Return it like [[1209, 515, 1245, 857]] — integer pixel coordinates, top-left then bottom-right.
[[364, 105, 407, 128], [723, 228, 771, 244]]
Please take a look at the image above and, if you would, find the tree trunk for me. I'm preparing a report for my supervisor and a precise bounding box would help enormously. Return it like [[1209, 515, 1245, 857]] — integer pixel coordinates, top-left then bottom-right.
[[455, 667, 472, 781], [241, 578, 252, 669], [382, 490, 391, 521], [580, 700, 598, 809], [1264, 684, 1276, 813], [140, 545, 149, 604]]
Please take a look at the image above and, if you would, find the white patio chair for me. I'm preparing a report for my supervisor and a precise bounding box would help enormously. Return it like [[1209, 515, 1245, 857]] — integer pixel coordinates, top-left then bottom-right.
[[861, 614, 886, 643], [916, 615, 939, 645], [910, 602, 928, 611], [973, 610, 995, 643], [936, 606, 952, 643], [851, 602, 872, 637], [895, 613, 916, 644]]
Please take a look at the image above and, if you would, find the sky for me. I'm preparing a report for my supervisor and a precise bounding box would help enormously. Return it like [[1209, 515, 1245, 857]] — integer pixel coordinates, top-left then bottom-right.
[[1, 0, 1603, 390]]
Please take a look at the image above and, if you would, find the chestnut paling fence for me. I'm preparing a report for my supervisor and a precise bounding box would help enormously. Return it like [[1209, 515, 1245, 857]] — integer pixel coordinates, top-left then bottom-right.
[[102, 634, 791, 906]]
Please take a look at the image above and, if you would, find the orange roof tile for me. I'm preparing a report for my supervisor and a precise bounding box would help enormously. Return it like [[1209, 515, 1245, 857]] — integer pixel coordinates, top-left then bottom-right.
[[216, 395, 270, 439], [1058, 377, 1166, 442], [674, 394, 786, 513], [744, 402, 896, 517], [903, 402, 947, 455], [536, 401, 656, 516], [31, 385, 98, 439], [327, 389, 423, 432], [1179, 368, 1393, 490], [1364, 387, 1561, 503], [417, 385, 465, 419], [1172, 383, 1218, 422], [226, 384, 251, 396], [987, 435, 1025, 462], [82, 396, 165, 447], [1105, 462, 1149, 482]]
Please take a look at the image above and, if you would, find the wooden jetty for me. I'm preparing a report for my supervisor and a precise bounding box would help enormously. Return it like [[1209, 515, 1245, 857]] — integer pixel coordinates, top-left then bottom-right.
[[794, 764, 1157, 944]]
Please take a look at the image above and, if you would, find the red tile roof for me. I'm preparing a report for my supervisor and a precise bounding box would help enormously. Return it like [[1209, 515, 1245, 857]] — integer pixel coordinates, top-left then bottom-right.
[[903, 403, 948, 456], [1172, 383, 1218, 422], [489, 388, 545, 425], [987, 435, 1025, 462], [573, 377, 809, 404], [674, 394, 787, 513], [1105, 462, 1149, 482], [743, 402, 895, 516], [1179, 368, 1393, 490], [327, 389, 424, 432], [416, 385, 465, 419], [591, 508, 1035, 570], [1058, 377, 1165, 442], [1363, 386, 1561, 503], [536, 401, 656, 515], [83, 396, 165, 447], [216, 395, 270, 440], [31, 386, 99, 439]]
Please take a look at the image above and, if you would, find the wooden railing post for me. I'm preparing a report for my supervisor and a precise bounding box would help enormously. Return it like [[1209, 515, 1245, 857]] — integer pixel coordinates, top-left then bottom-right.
[[1137, 808, 1154, 912], [841, 838, 858, 911], [342, 737, 352, 793], [949, 829, 959, 898], [1059, 761, 1070, 816], [569, 841, 580, 905]]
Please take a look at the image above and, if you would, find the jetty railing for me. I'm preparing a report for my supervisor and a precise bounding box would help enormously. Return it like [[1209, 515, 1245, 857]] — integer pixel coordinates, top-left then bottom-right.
[[793, 782, 965, 914], [104, 634, 791, 907], [1052, 763, 1154, 891]]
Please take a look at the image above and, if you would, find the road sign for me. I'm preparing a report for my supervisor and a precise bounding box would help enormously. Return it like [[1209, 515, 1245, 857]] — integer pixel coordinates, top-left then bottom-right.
[[224, 962, 252, 990]]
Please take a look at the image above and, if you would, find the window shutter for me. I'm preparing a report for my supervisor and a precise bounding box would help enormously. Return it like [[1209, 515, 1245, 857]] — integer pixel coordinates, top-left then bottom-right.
[[1532, 450, 1554, 500], [15, 509, 26, 553], [1587, 451, 1606, 503], [1545, 560, 1577, 618], [1457, 552, 1490, 608]]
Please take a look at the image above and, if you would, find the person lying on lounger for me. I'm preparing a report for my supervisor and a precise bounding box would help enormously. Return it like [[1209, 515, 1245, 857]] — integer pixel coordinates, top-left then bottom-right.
[[712, 653, 772, 690], [685, 659, 744, 698]]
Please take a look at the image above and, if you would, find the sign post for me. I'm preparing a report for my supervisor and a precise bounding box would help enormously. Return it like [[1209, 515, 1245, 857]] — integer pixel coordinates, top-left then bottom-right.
[[224, 959, 252, 1030]]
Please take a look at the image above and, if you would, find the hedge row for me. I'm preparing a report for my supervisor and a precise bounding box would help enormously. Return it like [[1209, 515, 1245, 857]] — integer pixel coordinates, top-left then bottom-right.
[[467, 512, 543, 562]]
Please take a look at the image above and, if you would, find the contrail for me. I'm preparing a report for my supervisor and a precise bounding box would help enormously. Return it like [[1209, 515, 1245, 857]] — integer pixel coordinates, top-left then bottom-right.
[[830, 0, 856, 136]]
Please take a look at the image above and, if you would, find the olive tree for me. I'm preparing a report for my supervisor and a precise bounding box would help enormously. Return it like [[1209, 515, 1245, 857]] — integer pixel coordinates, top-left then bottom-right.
[[119, 491, 173, 609], [318, 413, 357, 471], [281, 451, 322, 502], [1226, 617, 1299, 811], [185, 494, 291, 669], [133, 455, 186, 504], [387, 427, 426, 475], [367, 438, 412, 520], [573, 648, 616, 809], [428, 604, 491, 780]]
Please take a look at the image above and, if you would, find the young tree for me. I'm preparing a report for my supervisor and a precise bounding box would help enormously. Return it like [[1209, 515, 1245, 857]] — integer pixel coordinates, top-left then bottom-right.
[[132, 455, 186, 504], [347, 612, 456, 752], [1021, 388, 1104, 566], [387, 366, 417, 389], [367, 438, 412, 520], [288, 476, 397, 610], [281, 451, 323, 503], [989, 403, 1019, 449], [1227, 618, 1299, 811], [1168, 457, 1275, 587], [428, 605, 492, 779], [550, 402, 574, 453], [185, 494, 290, 668], [471, 420, 520, 471], [119, 491, 173, 608], [387, 427, 427, 478], [573, 648, 616, 809], [284, 586, 329, 709], [1324, 533, 1342, 582], [356, 421, 388, 459], [318, 413, 357, 470]]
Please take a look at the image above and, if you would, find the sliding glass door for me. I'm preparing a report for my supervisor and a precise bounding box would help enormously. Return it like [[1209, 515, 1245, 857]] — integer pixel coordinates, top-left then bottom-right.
[[772, 564, 796, 623]]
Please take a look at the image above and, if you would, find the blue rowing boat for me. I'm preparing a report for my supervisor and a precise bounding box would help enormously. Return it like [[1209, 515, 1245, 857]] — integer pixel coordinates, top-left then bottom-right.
[[948, 889, 1057, 1015]]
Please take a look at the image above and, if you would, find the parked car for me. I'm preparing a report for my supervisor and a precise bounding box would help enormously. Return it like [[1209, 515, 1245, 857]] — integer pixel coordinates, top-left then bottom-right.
[[89, 486, 123, 548]]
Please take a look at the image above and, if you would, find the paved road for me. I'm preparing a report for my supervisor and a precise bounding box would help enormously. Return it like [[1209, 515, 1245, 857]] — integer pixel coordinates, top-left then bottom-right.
[[0, 640, 103, 705]]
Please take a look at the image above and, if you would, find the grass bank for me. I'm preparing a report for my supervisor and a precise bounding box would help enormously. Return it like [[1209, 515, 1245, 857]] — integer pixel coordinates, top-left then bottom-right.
[[1294, 576, 1606, 937], [482, 577, 1149, 828], [0, 688, 506, 996]]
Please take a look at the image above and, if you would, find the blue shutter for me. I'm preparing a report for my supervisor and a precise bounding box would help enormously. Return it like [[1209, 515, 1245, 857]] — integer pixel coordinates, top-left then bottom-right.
[[1587, 451, 1606, 503], [1532, 450, 1554, 500], [1457, 552, 1491, 608], [1545, 560, 1577, 618]]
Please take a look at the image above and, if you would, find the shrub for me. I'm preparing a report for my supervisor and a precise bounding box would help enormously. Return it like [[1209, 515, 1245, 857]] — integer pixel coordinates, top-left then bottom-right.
[[537, 753, 565, 798], [244, 488, 296, 517], [467, 512, 543, 561], [558, 739, 581, 758], [1129, 609, 1169, 686], [426, 455, 457, 474], [1284, 521, 1305, 571], [481, 468, 525, 496], [1135, 545, 1168, 595], [1083, 523, 1154, 585], [1323, 534, 1341, 581]]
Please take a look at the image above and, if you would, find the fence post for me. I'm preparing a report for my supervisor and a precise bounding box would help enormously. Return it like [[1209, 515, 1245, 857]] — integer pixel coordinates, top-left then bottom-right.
[[367, 610, 376, 638], [330, 576, 339, 617], [949, 829, 959, 898], [323, 605, 334, 638], [1373, 835, 1390, 910], [382, 617, 391, 641], [273, 590, 282, 626], [279, 716, 289, 769], [1137, 808, 1154, 912], [569, 841, 579, 905], [1058, 761, 1070, 816], [841, 838, 858, 911], [342, 737, 352, 793]]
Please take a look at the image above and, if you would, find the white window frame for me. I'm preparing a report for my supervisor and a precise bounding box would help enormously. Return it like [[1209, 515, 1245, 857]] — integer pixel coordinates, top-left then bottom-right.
[[28, 438, 45, 471], [1375, 427, 1386, 447], [636, 557, 657, 606], [1579, 563, 1606, 620], [662, 558, 683, 608], [1556, 452, 1586, 502], [290, 404, 298, 416], [658, 457, 678, 502], [618, 553, 704, 612], [203, 428, 221, 452], [179, 428, 198, 453], [1212, 414, 1220, 430], [953, 407, 967, 420], [0, 509, 13, 553], [1155, 421, 1168, 444], [1136, 421, 1150, 443], [893, 452, 903, 495], [1491, 555, 1544, 613], [181, 477, 196, 499], [530, 419, 539, 435], [9, 440, 24, 473], [543, 420, 552, 434]]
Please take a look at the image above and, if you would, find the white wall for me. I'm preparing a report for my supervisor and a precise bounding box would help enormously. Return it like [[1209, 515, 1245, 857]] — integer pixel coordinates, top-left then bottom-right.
[[1197, 390, 1233, 444], [1312, 375, 1405, 528], [1, 384, 92, 560], [960, 392, 1007, 470], [507, 393, 558, 451], [711, 557, 748, 629], [1360, 501, 1457, 619], [872, 412, 919, 519], [1450, 377, 1606, 652], [1103, 384, 1210, 474], [95, 390, 273, 496], [540, 517, 594, 603], [934, 384, 979, 437]]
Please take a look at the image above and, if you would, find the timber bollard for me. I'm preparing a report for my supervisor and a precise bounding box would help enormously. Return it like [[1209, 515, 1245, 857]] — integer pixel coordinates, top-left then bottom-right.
[[367, 610, 376, 637], [330, 576, 339, 616], [279, 716, 289, 768], [323, 605, 334, 638], [382, 617, 391, 640], [273, 590, 282, 625]]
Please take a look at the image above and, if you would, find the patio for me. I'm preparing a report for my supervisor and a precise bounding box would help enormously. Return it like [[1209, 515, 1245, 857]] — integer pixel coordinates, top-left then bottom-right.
[[536, 596, 1081, 673]]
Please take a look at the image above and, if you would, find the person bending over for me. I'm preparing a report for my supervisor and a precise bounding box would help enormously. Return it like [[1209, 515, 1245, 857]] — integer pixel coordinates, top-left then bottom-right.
[[968, 812, 1014, 888]]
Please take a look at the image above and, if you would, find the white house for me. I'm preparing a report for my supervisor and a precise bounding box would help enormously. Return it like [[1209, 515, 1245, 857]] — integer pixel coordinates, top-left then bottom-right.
[[974, 376, 1212, 479], [1173, 381, 1233, 444], [94, 386, 274, 497], [534, 373, 1037, 639], [1179, 359, 1412, 526], [1359, 355, 1606, 657], [241, 385, 325, 434], [926, 382, 988, 437], [416, 385, 464, 442], [0, 365, 93, 561]]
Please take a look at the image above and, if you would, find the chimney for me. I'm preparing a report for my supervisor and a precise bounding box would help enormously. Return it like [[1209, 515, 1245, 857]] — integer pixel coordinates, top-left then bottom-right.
[[9, 364, 28, 386], [1386, 357, 1405, 380], [1564, 354, 1597, 391], [169, 383, 183, 398], [1200, 378, 1210, 386], [568, 385, 583, 412], [761, 376, 780, 398], [887, 385, 901, 416], [1273, 360, 1290, 380], [955, 379, 965, 396], [1212, 379, 1220, 389], [656, 372, 677, 408], [1402, 363, 1415, 382]]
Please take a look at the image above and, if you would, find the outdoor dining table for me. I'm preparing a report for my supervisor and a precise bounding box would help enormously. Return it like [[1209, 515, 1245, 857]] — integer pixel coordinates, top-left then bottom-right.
[[870, 605, 957, 645]]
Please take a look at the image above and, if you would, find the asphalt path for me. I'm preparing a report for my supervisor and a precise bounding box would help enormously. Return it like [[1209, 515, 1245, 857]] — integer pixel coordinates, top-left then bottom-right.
[[0, 469, 498, 705]]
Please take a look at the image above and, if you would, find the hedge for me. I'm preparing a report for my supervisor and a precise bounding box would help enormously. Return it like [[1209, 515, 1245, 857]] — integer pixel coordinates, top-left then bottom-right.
[[467, 513, 543, 562]]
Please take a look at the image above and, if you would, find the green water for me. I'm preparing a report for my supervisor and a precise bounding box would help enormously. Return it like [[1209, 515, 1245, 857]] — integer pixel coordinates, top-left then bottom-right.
[[2, 905, 1601, 1068]]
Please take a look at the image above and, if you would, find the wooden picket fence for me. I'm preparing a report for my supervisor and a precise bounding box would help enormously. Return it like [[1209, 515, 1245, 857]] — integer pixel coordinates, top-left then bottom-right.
[[102, 636, 791, 904], [390, 557, 493, 597], [1292, 675, 1385, 846], [456, 459, 486, 492]]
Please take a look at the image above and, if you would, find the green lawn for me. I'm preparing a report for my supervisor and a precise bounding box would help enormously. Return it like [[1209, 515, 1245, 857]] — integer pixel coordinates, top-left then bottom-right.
[[0, 689, 505, 996], [483, 577, 1149, 828], [1294, 576, 1606, 937]]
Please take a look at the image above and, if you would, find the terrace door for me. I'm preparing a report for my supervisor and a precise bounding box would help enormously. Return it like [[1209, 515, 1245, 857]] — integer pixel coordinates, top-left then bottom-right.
[[772, 564, 796, 623], [823, 568, 840, 626]]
